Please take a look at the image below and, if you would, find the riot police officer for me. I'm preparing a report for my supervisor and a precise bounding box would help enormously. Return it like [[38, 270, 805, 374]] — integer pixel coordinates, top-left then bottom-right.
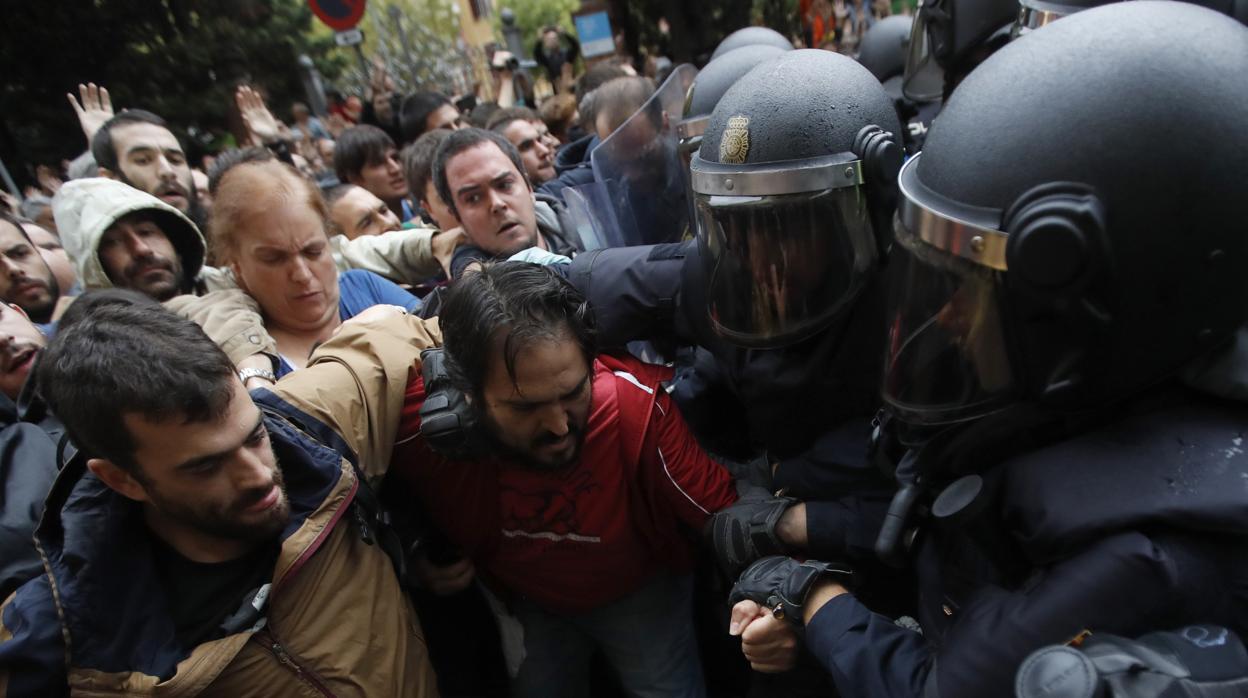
[[676, 44, 790, 239], [553, 45, 908, 696], [725, 4, 1248, 696], [562, 47, 906, 587], [678, 44, 790, 159]]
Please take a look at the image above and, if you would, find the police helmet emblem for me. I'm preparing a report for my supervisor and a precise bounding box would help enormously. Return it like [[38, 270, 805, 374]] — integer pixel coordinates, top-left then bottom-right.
[[720, 116, 751, 164]]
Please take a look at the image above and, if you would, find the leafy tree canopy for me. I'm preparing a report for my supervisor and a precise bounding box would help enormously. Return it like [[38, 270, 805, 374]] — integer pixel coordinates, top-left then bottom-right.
[[494, 0, 580, 54], [0, 0, 346, 181]]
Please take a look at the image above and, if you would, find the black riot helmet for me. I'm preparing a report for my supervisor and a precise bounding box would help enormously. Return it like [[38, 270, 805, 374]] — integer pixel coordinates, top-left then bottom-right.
[[679, 44, 789, 155], [691, 49, 903, 348], [711, 26, 794, 60], [1013, 0, 1248, 34], [857, 15, 914, 99], [902, 0, 1018, 101], [882, 1, 1248, 427], [677, 45, 789, 234]]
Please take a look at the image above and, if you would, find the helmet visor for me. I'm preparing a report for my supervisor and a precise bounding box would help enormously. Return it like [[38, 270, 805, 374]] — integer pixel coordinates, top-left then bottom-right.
[[902, 4, 946, 102], [695, 187, 878, 347], [883, 217, 1015, 425]]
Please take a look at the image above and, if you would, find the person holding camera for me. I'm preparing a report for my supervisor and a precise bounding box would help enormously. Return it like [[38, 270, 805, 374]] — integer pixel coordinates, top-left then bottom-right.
[[533, 24, 581, 93]]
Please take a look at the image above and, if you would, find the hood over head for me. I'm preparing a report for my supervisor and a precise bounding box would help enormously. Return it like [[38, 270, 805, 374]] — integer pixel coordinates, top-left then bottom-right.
[[51, 178, 205, 291]]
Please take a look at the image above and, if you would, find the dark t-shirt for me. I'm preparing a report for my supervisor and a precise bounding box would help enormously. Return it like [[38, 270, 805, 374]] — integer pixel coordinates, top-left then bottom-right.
[[150, 537, 280, 648]]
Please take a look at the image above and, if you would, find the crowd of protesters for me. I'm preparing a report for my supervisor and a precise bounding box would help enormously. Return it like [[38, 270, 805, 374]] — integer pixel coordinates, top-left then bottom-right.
[[2, 2, 1248, 697], [0, 31, 739, 697]]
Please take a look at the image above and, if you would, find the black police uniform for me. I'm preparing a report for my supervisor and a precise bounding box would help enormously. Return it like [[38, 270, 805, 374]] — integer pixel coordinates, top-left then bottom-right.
[[564, 241, 894, 564], [802, 385, 1248, 696], [759, 4, 1248, 696], [566, 48, 907, 571]]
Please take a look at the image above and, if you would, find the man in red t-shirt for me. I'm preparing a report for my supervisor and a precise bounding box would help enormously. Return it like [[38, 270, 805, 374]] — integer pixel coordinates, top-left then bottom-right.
[[390, 262, 737, 697]]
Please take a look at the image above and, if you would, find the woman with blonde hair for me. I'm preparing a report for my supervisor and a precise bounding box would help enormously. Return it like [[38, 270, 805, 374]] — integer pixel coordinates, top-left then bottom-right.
[[211, 159, 420, 375]]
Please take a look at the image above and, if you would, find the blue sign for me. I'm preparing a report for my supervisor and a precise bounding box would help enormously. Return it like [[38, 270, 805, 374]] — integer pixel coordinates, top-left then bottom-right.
[[575, 11, 615, 58]]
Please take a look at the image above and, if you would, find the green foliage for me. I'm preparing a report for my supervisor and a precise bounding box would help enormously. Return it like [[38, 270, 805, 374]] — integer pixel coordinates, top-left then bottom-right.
[[494, 0, 580, 53], [0, 0, 345, 177], [753, 0, 802, 38], [350, 0, 477, 95]]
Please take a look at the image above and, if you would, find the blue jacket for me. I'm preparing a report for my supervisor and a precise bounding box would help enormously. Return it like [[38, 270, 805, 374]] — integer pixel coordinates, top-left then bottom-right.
[[0, 362, 71, 601]]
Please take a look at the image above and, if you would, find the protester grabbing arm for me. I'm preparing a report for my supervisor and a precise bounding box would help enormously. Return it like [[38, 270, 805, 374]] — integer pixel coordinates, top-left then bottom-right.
[[263, 312, 442, 482], [330, 225, 463, 284], [163, 289, 278, 368], [635, 372, 738, 528]]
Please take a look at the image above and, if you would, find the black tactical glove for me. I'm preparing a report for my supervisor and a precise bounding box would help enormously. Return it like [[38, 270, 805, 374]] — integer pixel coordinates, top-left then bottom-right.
[[728, 556, 854, 627], [419, 348, 483, 460], [709, 484, 797, 578]]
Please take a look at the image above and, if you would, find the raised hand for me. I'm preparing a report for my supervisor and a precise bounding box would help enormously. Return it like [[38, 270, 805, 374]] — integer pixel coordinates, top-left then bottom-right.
[[369, 58, 396, 125], [235, 85, 283, 145], [66, 82, 115, 144]]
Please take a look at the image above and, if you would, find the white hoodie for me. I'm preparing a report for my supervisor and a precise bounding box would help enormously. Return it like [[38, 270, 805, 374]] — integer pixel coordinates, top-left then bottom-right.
[[52, 178, 207, 293]]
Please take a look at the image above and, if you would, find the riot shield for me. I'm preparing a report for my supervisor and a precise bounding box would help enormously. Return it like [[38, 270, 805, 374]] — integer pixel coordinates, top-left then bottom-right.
[[587, 63, 698, 247]]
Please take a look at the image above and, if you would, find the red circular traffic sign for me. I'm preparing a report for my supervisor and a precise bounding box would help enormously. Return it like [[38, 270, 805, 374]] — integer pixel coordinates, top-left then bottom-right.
[[308, 0, 366, 32]]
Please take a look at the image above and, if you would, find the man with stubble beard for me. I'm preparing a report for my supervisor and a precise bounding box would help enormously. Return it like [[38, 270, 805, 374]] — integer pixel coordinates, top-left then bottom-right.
[[91, 109, 207, 228], [388, 262, 738, 698], [0, 290, 439, 695], [0, 212, 63, 331]]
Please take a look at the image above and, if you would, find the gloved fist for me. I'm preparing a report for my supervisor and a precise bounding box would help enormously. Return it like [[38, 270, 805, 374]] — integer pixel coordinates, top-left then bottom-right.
[[709, 486, 796, 578], [728, 556, 853, 628]]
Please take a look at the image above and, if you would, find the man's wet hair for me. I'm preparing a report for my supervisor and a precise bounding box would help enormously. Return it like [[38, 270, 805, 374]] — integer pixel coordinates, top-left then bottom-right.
[[37, 289, 236, 472], [440, 262, 597, 400], [91, 109, 172, 174], [432, 127, 528, 218], [333, 125, 397, 183], [399, 91, 454, 144]]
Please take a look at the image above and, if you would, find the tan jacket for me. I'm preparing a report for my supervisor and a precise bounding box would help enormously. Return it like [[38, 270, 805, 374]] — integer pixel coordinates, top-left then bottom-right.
[[0, 314, 443, 697]]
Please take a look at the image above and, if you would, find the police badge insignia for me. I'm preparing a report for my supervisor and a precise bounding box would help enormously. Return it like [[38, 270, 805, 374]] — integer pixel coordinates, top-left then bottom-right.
[[720, 116, 750, 164]]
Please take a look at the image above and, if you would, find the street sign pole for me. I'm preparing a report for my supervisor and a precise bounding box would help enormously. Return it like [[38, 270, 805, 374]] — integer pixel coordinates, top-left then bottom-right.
[[355, 44, 369, 80]]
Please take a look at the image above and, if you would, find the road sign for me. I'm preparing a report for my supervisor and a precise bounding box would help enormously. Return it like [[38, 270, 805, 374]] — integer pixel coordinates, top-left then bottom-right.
[[309, 0, 366, 32], [334, 28, 364, 46]]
